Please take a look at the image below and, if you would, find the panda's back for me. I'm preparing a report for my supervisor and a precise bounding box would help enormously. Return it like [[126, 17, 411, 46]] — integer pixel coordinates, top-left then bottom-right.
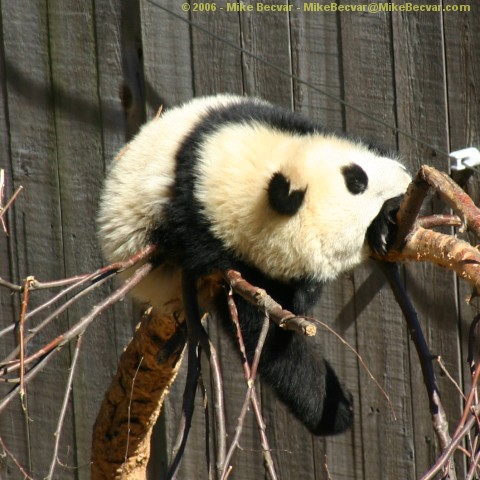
[[97, 94, 250, 264]]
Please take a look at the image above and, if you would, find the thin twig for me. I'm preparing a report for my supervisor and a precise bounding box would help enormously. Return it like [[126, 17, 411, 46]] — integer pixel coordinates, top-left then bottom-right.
[[0, 166, 23, 235], [420, 409, 479, 480], [324, 455, 333, 480], [418, 214, 463, 229], [46, 334, 84, 480], [308, 315, 395, 419], [203, 325, 227, 478], [222, 310, 274, 480], [466, 448, 480, 480], [453, 363, 480, 439], [1, 245, 157, 366], [225, 286, 277, 474], [436, 357, 466, 401], [224, 270, 316, 336], [0, 435, 34, 480], [222, 287, 278, 480], [0, 244, 157, 293], [18, 277, 33, 408], [0, 274, 112, 371], [0, 262, 153, 413], [168, 274, 205, 480], [167, 338, 200, 480]]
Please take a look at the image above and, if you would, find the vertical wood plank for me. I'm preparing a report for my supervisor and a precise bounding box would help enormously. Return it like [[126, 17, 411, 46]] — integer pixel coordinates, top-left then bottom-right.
[[340, 8, 415, 480], [140, 0, 193, 117], [0, 0, 76, 477], [392, 9, 464, 479], [289, 9, 343, 129], [0, 3, 28, 478], [444, 3, 480, 476], [45, 1, 123, 477], [190, 0, 244, 95], [239, 5, 293, 105]]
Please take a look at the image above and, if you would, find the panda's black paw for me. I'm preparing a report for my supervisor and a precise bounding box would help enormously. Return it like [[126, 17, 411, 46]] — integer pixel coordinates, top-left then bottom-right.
[[366, 195, 404, 255]]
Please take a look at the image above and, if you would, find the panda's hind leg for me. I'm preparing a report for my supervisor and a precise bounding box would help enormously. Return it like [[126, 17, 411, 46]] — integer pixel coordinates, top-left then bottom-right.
[[232, 297, 353, 436]]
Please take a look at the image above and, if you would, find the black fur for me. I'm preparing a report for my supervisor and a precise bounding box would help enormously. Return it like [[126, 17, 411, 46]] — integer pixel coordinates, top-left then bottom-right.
[[149, 99, 402, 436], [341, 164, 368, 194], [214, 269, 353, 435], [268, 172, 307, 215], [366, 195, 403, 255]]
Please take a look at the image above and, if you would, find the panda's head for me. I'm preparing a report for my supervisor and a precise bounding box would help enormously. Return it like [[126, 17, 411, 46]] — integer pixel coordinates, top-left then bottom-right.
[[195, 125, 411, 283]]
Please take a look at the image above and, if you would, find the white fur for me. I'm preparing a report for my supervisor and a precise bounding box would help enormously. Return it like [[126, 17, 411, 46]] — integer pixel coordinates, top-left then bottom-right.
[[98, 95, 254, 264], [194, 123, 411, 282], [98, 94, 411, 306]]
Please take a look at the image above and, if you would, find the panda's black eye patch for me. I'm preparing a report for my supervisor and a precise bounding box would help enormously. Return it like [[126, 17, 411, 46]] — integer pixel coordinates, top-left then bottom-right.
[[268, 172, 306, 215], [342, 164, 368, 194]]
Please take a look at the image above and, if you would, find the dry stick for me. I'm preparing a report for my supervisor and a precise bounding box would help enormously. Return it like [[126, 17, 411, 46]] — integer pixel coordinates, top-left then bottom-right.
[[308, 315, 395, 419], [226, 287, 277, 472], [221, 287, 278, 480], [0, 166, 24, 235], [381, 165, 480, 479], [223, 269, 316, 336], [203, 325, 227, 478], [0, 244, 157, 293], [198, 374, 213, 480], [436, 357, 466, 401], [0, 277, 23, 292], [0, 435, 34, 480], [18, 277, 33, 408], [422, 165, 480, 235], [46, 334, 84, 480], [1, 245, 157, 366], [420, 411, 479, 480], [396, 166, 480, 249], [121, 356, 144, 476], [324, 455, 333, 480], [0, 262, 153, 413], [383, 227, 480, 293], [418, 214, 462, 230], [466, 449, 480, 480], [0, 272, 102, 341], [222, 312, 272, 480], [0, 274, 112, 370], [453, 363, 480, 439], [467, 315, 480, 373]]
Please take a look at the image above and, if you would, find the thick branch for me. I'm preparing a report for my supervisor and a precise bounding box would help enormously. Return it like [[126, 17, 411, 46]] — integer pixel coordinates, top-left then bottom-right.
[[91, 305, 186, 480], [379, 227, 480, 293]]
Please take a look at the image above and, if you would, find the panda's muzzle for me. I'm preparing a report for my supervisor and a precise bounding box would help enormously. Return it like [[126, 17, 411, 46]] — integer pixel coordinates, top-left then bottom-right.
[[366, 195, 404, 256]]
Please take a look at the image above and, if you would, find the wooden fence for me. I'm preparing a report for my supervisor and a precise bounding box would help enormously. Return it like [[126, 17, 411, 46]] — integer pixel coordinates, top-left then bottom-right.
[[1, 1, 479, 478]]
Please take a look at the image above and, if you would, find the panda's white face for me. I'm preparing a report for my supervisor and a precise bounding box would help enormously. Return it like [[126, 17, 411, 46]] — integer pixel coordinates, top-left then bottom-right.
[[194, 124, 411, 282]]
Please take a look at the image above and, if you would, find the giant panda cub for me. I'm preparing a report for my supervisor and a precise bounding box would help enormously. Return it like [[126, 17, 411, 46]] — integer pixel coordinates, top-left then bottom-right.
[[98, 94, 411, 436]]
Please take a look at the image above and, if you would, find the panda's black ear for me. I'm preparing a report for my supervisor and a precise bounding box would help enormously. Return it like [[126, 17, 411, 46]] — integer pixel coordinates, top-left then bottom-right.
[[268, 172, 306, 215]]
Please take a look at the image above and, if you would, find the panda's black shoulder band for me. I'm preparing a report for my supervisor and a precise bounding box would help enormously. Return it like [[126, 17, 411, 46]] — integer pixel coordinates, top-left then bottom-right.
[[268, 172, 306, 216]]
